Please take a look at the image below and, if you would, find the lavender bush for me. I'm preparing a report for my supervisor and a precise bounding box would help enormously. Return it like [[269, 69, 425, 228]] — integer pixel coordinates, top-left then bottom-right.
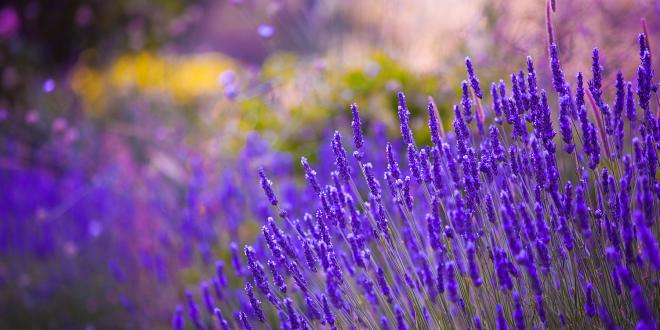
[[174, 25, 659, 329]]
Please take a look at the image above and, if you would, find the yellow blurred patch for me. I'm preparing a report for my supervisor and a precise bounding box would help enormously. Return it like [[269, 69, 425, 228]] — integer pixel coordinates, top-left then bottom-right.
[[71, 51, 236, 113]]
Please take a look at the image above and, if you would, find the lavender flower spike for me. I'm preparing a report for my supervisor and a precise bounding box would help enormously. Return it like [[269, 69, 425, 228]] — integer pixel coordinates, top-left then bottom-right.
[[258, 167, 278, 206], [172, 304, 184, 330], [245, 282, 265, 322], [332, 130, 351, 182], [549, 43, 567, 94], [397, 92, 414, 145], [461, 80, 474, 123], [301, 157, 321, 194], [351, 103, 364, 158], [465, 57, 483, 99], [496, 304, 510, 330], [214, 308, 231, 330], [428, 99, 443, 147]]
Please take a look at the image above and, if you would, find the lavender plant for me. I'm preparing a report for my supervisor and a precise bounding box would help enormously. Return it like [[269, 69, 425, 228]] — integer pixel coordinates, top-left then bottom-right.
[[175, 32, 659, 330]]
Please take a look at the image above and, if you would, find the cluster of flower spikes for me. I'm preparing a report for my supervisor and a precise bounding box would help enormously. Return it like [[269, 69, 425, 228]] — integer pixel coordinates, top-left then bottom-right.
[[174, 33, 659, 330]]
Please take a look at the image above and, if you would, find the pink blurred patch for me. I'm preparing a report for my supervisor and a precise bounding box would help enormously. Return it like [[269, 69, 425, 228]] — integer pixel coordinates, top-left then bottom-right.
[[0, 6, 20, 40]]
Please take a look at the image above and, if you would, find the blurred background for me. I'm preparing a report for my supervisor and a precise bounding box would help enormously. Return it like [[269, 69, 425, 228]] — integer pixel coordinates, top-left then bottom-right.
[[0, 0, 658, 328]]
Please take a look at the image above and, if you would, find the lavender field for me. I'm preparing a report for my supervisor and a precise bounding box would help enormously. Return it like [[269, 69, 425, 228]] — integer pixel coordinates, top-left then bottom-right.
[[1, 0, 658, 329]]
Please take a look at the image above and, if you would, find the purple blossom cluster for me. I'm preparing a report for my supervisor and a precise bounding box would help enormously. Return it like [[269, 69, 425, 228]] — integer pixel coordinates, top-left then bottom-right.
[[175, 29, 660, 330]]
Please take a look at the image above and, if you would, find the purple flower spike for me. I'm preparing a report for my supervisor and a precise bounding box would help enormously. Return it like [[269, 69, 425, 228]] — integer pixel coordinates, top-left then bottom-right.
[[237, 311, 252, 330], [185, 290, 204, 330], [584, 283, 596, 318], [445, 261, 460, 303], [474, 316, 483, 330], [549, 43, 567, 94], [301, 157, 321, 195], [322, 294, 336, 326], [418, 147, 432, 184], [397, 92, 414, 145], [428, 100, 443, 146], [407, 144, 421, 183], [332, 131, 351, 182], [386, 142, 402, 181], [559, 94, 575, 153], [284, 298, 300, 329], [631, 285, 655, 327], [465, 57, 483, 99], [258, 167, 278, 206], [376, 267, 393, 304], [172, 304, 184, 330], [590, 48, 603, 105], [536, 294, 547, 326], [268, 260, 287, 293], [201, 281, 214, 314], [513, 291, 525, 330], [626, 81, 636, 122], [634, 211, 660, 270], [230, 242, 244, 277], [305, 295, 322, 322], [351, 103, 364, 150], [461, 80, 474, 123], [364, 162, 382, 199], [466, 241, 483, 287], [575, 184, 592, 239], [214, 308, 231, 330], [395, 304, 408, 330], [637, 48, 653, 113], [576, 72, 585, 112], [496, 304, 509, 330], [245, 282, 265, 322]]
